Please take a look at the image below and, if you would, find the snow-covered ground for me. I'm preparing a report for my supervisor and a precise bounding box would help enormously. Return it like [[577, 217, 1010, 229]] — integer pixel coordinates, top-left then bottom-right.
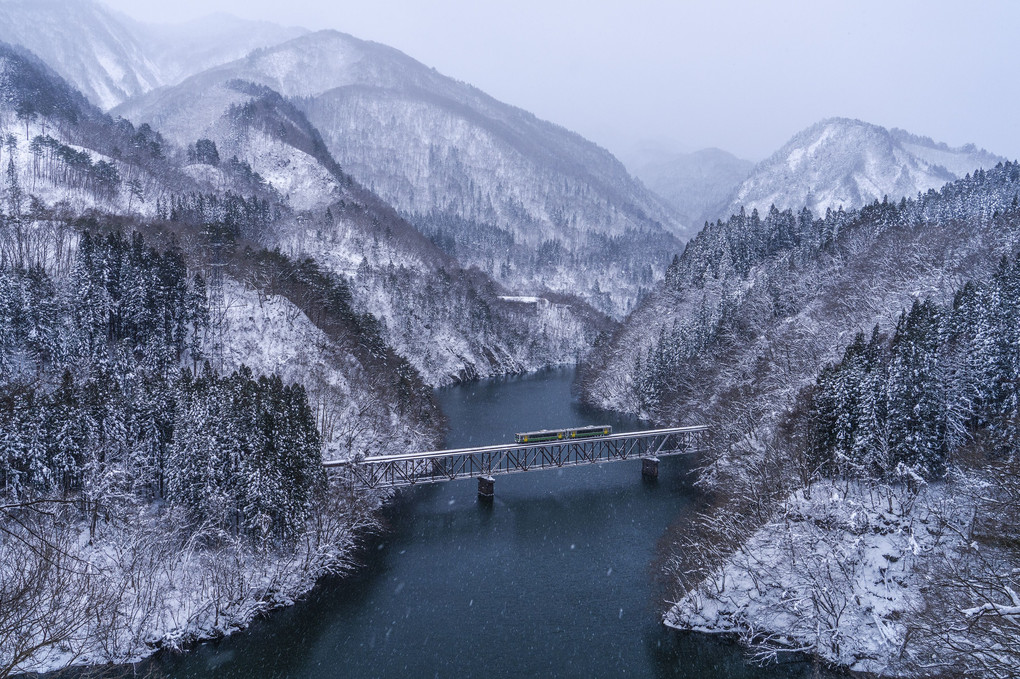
[[497, 295, 549, 305], [14, 501, 370, 674], [665, 480, 972, 675], [0, 113, 165, 219]]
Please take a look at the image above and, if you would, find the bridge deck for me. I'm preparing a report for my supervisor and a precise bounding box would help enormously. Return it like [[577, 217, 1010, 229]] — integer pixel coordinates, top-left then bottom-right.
[[324, 425, 709, 490]]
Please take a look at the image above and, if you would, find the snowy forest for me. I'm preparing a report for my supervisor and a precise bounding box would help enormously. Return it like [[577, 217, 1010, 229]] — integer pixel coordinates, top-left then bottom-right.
[[584, 164, 1020, 675], [0, 230, 327, 543], [0, 228, 386, 673]]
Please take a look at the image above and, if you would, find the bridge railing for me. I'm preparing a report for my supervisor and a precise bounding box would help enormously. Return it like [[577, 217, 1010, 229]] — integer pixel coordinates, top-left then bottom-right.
[[324, 425, 709, 490]]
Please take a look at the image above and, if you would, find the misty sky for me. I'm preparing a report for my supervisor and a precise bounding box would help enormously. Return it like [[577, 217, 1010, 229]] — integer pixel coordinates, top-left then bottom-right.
[[100, 0, 1020, 164]]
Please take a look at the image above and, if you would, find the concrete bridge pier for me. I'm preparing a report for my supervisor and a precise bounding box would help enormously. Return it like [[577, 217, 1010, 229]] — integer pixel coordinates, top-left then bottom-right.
[[641, 457, 659, 479], [478, 475, 495, 500]]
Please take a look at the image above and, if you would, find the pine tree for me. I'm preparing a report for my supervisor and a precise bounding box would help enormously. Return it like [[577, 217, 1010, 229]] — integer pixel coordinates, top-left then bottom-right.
[[45, 370, 85, 492], [6, 156, 24, 266]]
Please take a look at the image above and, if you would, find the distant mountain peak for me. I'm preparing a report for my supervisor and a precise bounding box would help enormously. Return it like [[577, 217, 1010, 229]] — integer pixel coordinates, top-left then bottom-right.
[[723, 118, 1006, 219], [629, 146, 753, 227]]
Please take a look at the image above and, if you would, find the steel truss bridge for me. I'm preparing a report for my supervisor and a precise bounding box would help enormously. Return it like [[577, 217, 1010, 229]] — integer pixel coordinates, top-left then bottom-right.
[[323, 426, 709, 496]]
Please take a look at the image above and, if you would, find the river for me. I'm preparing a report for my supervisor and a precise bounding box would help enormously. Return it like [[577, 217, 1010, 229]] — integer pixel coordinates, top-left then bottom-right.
[[140, 367, 828, 678]]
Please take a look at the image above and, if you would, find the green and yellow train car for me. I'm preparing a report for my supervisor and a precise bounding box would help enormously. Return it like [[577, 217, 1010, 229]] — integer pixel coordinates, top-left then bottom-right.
[[514, 425, 612, 444]]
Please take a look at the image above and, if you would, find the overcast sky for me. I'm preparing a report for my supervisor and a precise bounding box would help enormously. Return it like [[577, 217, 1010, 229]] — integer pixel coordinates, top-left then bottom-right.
[[100, 0, 1020, 164]]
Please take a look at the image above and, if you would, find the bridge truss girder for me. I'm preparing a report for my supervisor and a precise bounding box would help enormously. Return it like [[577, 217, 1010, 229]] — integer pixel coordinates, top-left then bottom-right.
[[325, 426, 708, 490]]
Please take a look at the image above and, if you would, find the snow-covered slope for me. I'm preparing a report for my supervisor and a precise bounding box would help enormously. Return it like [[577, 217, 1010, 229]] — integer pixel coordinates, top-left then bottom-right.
[[723, 118, 1005, 219], [215, 276, 427, 461], [114, 30, 688, 317], [0, 0, 303, 109], [0, 41, 196, 220], [0, 0, 161, 110], [666, 481, 970, 674], [630, 147, 753, 227]]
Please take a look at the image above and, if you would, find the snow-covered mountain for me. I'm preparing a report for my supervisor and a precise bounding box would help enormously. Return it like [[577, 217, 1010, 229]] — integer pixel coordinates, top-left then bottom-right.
[[114, 30, 688, 317], [0, 35, 608, 389], [630, 147, 753, 227], [151, 79, 612, 385], [0, 0, 304, 109], [0, 0, 690, 317], [723, 118, 1006, 219]]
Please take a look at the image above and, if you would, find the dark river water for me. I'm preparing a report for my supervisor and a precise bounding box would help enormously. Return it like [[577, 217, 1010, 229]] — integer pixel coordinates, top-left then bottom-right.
[[137, 367, 829, 679]]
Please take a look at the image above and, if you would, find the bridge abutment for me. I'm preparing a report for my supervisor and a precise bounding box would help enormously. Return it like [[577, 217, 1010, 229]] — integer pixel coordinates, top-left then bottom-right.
[[641, 457, 659, 479], [478, 475, 495, 500]]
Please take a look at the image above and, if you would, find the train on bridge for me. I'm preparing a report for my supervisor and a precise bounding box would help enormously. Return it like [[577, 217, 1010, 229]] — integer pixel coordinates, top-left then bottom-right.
[[325, 424, 709, 494], [514, 425, 612, 444]]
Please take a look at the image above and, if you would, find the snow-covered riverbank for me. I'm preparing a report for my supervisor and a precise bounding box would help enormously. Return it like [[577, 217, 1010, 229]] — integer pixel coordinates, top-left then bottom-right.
[[14, 494, 376, 675], [665, 480, 978, 675]]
